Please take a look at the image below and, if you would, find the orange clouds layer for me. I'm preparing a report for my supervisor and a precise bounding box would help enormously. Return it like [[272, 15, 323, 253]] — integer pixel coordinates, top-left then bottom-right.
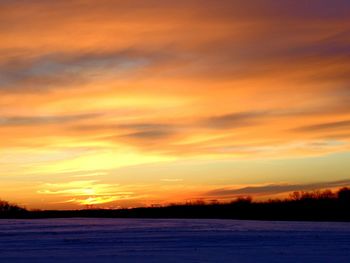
[[1, 0, 350, 209]]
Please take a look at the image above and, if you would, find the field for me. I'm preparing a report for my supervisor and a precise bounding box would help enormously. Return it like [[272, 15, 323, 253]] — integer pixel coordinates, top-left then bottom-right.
[[0, 218, 350, 262]]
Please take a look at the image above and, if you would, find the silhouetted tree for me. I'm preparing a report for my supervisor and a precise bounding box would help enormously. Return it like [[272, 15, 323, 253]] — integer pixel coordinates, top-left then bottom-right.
[[0, 199, 26, 216], [338, 187, 350, 204], [234, 196, 252, 204], [317, 189, 336, 199], [289, 191, 301, 201]]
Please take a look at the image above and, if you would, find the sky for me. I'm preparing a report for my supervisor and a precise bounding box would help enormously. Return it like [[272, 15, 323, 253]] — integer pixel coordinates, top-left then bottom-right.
[[0, 0, 350, 209]]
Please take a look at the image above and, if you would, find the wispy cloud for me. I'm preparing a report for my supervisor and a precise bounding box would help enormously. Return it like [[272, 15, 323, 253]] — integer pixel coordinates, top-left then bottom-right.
[[161, 178, 183, 182], [0, 113, 100, 126], [203, 111, 266, 129], [37, 180, 137, 206], [294, 120, 350, 133], [206, 179, 350, 197], [0, 50, 151, 92]]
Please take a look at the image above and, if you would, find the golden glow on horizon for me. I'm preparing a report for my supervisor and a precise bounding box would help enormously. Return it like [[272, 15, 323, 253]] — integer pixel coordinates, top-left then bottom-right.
[[1, 1, 350, 209]]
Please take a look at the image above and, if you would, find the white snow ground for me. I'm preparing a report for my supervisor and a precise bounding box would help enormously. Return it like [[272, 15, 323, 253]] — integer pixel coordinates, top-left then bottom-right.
[[0, 218, 350, 262]]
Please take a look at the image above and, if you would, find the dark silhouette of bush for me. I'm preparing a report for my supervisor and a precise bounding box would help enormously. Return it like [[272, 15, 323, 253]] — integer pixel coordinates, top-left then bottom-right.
[[233, 196, 252, 204], [338, 187, 350, 204], [289, 191, 302, 201], [289, 189, 337, 202], [0, 200, 27, 217]]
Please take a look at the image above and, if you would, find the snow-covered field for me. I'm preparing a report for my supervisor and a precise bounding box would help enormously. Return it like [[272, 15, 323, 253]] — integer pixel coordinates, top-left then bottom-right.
[[0, 218, 350, 262]]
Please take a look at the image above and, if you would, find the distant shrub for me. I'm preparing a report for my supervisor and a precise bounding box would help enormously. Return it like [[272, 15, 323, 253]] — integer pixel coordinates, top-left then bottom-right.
[[0, 200, 26, 215], [289, 191, 301, 201], [289, 189, 337, 202], [232, 196, 252, 204], [338, 187, 350, 203]]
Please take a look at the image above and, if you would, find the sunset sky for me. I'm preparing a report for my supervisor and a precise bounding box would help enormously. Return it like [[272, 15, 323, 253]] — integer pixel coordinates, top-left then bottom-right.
[[1, 0, 350, 209]]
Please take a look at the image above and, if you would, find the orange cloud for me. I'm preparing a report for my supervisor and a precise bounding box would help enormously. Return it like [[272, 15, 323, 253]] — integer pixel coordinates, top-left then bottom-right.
[[1, 0, 350, 209]]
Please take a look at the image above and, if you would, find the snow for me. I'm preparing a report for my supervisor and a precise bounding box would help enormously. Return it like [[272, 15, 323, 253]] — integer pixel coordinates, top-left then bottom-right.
[[0, 218, 350, 262]]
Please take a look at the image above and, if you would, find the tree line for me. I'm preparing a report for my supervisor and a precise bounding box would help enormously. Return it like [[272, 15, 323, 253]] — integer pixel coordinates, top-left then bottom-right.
[[1, 187, 350, 221]]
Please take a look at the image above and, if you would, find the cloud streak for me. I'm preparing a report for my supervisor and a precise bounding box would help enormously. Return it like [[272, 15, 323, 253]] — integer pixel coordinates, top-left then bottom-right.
[[37, 180, 137, 206], [294, 120, 350, 133], [0, 113, 100, 126], [206, 179, 350, 197], [0, 50, 153, 92], [203, 112, 266, 129]]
